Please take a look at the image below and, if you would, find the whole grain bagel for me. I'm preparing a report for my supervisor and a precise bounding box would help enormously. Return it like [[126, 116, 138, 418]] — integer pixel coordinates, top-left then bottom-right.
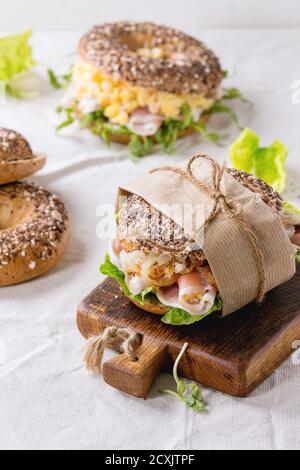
[[130, 297, 169, 316], [118, 170, 283, 316], [0, 128, 47, 185], [0, 182, 69, 287], [79, 22, 223, 97]]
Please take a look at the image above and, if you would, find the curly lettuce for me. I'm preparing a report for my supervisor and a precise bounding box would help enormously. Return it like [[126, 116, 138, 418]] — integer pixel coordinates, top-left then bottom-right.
[[100, 255, 222, 325], [58, 89, 247, 158], [229, 128, 288, 194], [0, 30, 36, 98], [161, 296, 222, 326], [283, 201, 300, 216], [100, 255, 156, 306]]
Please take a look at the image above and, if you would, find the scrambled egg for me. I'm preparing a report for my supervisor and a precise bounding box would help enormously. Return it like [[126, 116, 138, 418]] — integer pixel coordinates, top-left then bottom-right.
[[71, 61, 214, 125]]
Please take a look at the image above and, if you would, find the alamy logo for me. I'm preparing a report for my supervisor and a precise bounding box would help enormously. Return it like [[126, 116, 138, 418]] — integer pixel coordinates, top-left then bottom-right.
[[292, 340, 300, 365], [0, 340, 6, 365]]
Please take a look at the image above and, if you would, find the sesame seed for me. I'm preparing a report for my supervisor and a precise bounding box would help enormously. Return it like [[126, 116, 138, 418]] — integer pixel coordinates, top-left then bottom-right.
[[0, 182, 69, 267], [0, 128, 34, 163]]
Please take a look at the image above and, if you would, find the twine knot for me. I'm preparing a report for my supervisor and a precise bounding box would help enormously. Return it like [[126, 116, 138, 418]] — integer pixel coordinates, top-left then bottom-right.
[[84, 327, 140, 374], [150, 153, 267, 303]]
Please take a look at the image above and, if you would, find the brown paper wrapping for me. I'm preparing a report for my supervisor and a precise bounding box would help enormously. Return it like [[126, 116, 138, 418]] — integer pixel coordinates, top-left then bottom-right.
[[118, 157, 296, 316]]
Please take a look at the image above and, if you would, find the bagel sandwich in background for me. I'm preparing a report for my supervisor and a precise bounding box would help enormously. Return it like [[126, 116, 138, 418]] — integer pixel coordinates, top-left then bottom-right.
[[58, 22, 246, 158]]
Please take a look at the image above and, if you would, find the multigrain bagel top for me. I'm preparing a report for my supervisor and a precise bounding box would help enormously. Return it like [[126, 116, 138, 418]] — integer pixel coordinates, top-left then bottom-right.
[[79, 22, 223, 96], [0, 128, 47, 185], [118, 169, 283, 255], [0, 128, 33, 162]]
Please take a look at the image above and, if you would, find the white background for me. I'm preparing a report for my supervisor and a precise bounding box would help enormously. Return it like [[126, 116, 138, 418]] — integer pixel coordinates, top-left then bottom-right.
[[1, 0, 300, 452], [1, 0, 300, 31]]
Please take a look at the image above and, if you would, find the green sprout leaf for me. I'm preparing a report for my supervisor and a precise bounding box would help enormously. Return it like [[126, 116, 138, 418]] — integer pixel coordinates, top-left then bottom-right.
[[222, 87, 249, 104], [155, 104, 224, 153], [48, 67, 73, 89], [56, 107, 75, 131], [203, 85, 249, 129], [161, 343, 206, 414], [181, 103, 194, 129], [206, 101, 240, 128], [222, 69, 229, 79], [192, 121, 223, 146], [155, 119, 179, 154], [129, 135, 154, 159], [64, 99, 242, 157]]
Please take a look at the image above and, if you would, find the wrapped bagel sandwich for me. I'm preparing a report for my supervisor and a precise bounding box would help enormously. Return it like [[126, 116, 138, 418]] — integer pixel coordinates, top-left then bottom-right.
[[101, 154, 297, 325]]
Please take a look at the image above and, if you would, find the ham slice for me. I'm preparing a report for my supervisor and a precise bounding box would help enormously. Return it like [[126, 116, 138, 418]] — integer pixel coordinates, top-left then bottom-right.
[[127, 108, 164, 136], [157, 272, 217, 316]]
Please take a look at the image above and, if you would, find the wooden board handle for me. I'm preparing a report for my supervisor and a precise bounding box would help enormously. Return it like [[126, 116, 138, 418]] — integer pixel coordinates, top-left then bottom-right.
[[102, 338, 167, 399]]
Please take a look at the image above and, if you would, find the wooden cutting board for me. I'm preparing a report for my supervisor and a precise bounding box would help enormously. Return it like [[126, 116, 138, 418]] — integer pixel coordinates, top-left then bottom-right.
[[77, 266, 300, 399]]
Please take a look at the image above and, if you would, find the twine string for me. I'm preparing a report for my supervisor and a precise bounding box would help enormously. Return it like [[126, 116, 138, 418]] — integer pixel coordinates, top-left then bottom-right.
[[150, 153, 267, 303], [84, 326, 140, 374]]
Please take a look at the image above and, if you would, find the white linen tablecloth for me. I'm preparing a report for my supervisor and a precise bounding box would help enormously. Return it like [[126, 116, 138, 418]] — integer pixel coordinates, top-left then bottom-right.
[[0, 30, 300, 451]]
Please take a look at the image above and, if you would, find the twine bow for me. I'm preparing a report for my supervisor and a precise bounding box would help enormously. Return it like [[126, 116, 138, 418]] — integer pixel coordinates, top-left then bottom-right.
[[150, 154, 267, 303], [84, 327, 140, 374]]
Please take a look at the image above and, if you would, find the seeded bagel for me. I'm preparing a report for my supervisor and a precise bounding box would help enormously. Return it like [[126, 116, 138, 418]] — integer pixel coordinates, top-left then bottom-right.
[[79, 22, 223, 97], [0, 182, 69, 287], [0, 128, 46, 185], [118, 169, 283, 256], [116, 170, 283, 316]]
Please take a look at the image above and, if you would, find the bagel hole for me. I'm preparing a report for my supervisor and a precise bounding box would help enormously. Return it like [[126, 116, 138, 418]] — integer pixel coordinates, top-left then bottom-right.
[[0, 199, 31, 230], [119, 33, 153, 52]]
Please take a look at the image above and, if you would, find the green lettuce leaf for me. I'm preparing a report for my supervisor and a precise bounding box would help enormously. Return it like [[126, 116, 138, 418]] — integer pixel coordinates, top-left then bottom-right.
[[129, 135, 154, 159], [100, 254, 131, 297], [0, 30, 36, 97], [283, 201, 300, 216], [296, 250, 300, 264], [139, 286, 157, 304], [161, 296, 222, 326], [229, 128, 288, 193], [56, 107, 75, 131], [155, 104, 223, 153], [100, 255, 222, 325], [100, 255, 156, 305]]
